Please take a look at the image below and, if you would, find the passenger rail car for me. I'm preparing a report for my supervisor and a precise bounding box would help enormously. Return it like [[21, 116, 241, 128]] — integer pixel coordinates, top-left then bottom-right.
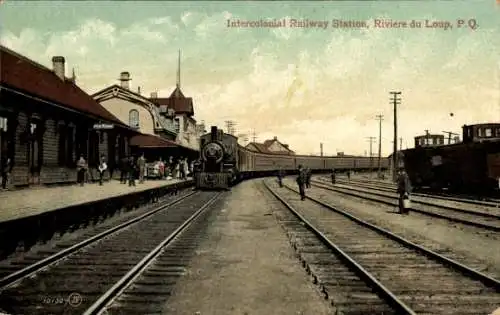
[[195, 126, 390, 189]]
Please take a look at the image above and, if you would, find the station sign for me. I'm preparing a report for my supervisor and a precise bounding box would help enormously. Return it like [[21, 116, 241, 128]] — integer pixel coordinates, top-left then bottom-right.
[[93, 123, 114, 130]]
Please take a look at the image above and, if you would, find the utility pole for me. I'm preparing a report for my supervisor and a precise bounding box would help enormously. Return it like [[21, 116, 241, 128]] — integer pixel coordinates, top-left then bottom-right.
[[320, 143, 323, 157], [367, 136, 376, 177], [399, 137, 402, 151], [390, 91, 402, 181], [251, 129, 257, 143], [225, 120, 236, 135], [442, 131, 459, 144], [376, 114, 383, 178]]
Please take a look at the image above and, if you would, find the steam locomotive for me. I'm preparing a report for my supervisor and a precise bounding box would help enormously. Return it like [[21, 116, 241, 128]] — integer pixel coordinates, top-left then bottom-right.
[[195, 126, 239, 190], [195, 126, 391, 190]]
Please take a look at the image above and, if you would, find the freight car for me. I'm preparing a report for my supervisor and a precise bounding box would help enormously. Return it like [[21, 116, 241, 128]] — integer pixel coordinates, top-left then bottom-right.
[[195, 125, 391, 189], [400, 123, 500, 193]]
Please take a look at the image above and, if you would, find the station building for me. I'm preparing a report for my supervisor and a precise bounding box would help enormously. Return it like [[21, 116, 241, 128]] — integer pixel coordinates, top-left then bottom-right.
[[92, 70, 204, 162], [246, 136, 295, 155], [0, 46, 137, 187]]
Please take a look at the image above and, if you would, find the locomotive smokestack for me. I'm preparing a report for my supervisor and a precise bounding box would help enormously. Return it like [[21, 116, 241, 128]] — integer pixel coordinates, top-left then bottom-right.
[[211, 126, 217, 141]]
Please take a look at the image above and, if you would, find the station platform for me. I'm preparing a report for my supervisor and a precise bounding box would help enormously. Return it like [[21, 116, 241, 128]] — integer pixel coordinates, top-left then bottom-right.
[[162, 179, 331, 314], [0, 179, 189, 223]]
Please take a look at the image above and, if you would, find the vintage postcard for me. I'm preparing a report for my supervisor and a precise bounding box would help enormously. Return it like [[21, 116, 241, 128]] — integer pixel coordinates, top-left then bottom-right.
[[0, 1, 499, 314]]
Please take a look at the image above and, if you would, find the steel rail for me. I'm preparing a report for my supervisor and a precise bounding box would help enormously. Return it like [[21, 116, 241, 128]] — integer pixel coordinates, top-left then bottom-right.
[[82, 192, 223, 315], [283, 183, 500, 291], [0, 190, 199, 290], [334, 177, 500, 205], [264, 182, 417, 315], [317, 178, 500, 219], [311, 180, 500, 232]]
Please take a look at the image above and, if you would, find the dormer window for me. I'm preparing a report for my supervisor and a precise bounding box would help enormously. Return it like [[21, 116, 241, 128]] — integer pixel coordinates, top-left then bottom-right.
[[129, 109, 139, 129]]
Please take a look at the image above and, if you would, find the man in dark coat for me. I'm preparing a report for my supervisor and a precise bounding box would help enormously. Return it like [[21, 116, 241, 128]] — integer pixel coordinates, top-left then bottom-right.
[[277, 167, 285, 187], [331, 169, 336, 184], [296, 165, 307, 200], [305, 167, 312, 188], [120, 156, 128, 184], [128, 156, 136, 187], [397, 167, 411, 214]]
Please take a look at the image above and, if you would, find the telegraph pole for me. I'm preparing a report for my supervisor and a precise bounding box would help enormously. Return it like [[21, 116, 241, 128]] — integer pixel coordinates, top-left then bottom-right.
[[390, 91, 402, 181], [225, 120, 236, 135], [442, 131, 459, 144], [376, 114, 383, 178], [399, 137, 402, 150], [320, 143, 323, 156], [251, 129, 257, 143], [367, 136, 376, 177]]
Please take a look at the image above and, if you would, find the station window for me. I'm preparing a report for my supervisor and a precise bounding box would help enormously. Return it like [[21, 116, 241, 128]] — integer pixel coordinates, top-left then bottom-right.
[[485, 128, 492, 137], [478, 128, 483, 137], [129, 109, 139, 129], [496, 128, 500, 137]]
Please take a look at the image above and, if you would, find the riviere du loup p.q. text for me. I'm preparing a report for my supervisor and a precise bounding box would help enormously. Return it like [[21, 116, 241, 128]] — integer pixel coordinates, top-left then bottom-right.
[[226, 18, 479, 30]]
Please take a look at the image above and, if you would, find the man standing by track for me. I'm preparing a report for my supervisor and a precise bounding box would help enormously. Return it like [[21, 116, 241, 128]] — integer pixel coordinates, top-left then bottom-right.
[[277, 167, 285, 187], [296, 165, 307, 200], [397, 167, 411, 214], [305, 167, 312, 188]]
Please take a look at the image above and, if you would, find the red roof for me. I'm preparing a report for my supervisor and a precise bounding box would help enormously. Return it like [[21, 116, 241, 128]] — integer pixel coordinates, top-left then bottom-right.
[[130, 134, 179, 148], [0, 45, 126, 126], [149, 86, 194, 116]]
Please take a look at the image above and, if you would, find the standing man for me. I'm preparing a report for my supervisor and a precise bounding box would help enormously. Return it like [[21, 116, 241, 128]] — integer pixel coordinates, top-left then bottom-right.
[[137, 153, 146, 184], [76, 155, 87, 187], [331, 169, 336, 184], [296, 165, 307, 200], [277, 167, 285, 187], [305, 167, 312, 188], [98, 155, 107, 186], [128, 155, 136, 187], [120, 155, 128, 184], [397, 167, 411, 214]]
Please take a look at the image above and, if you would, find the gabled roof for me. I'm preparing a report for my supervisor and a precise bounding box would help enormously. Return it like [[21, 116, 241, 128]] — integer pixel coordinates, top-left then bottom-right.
[[246, 142, 272, 154], [0, 45, 126, 126], [92, 84, 153, 104], [245, 142, 293, 155], [92, 84, 178, 136], [149, 86, 194, 116]]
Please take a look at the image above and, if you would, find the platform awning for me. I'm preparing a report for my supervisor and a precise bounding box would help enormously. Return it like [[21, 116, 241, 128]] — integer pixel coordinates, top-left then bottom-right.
[[130, 134, 178, 148]]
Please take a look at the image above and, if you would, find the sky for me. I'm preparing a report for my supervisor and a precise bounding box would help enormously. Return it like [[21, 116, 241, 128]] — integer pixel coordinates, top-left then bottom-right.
[[1, 1, 499, 156]]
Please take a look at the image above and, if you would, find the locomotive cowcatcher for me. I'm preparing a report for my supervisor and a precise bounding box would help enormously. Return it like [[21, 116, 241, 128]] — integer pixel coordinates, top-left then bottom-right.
[[195, 126, 239, 190]]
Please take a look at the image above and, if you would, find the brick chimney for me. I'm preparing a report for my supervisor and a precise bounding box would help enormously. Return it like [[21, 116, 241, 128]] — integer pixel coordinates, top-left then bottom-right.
[[52, 56, 65, 80]]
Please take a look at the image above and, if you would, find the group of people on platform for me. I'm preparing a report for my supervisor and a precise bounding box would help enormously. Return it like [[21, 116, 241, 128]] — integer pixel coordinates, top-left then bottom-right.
[[276, 164, 412, 214], [74, 154, 196, 188]]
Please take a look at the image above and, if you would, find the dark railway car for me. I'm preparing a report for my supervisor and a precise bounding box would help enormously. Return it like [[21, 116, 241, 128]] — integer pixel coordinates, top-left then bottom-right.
[[401, 123, 500, 193], [195, 126, 239, 190]]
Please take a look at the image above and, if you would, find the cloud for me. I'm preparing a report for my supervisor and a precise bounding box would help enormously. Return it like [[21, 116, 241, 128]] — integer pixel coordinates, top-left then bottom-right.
[[2, 7, 498, 156]]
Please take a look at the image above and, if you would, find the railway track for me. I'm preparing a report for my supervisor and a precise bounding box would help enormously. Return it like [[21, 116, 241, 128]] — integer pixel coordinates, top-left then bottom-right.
[[0, 191, 222, 314], [265, 180, 500, 315], [348, 176, 500, 204], [321, 177, 500, 217], [311, 178, 500, 233]]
